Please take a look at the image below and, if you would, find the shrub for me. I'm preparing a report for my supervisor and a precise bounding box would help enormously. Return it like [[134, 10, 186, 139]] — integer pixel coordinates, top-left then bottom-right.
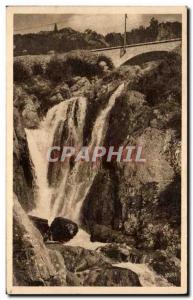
[[45, 51, 115, 83], [130, 53, 181, 106], [45, 58, 72, 83], [65, 50, 114, 78], [140, 222, 180, 257], [65, 56, 98, 78], [13, 61, 31, 82], [32, 62, 44, 75], [97, 54, 114, 70]]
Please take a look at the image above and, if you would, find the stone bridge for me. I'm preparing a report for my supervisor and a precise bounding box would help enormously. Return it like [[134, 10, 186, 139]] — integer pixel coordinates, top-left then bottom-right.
[[91, 38, 181, 67]]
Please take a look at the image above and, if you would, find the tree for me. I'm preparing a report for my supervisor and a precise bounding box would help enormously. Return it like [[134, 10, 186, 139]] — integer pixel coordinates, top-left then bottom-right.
[[149, 17, 159, 40], [54, 23, 58, 33]]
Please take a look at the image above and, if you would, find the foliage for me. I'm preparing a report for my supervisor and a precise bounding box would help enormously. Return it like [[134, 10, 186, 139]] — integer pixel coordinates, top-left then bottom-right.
[[140, 223, 180, 256], [32, 62, 44, 75], [14, 61, 31, 82], [130, 53, 181, 106], [14, 19, 181, 56], [45, 51, 114, 83], [45, 58, 70, 82]]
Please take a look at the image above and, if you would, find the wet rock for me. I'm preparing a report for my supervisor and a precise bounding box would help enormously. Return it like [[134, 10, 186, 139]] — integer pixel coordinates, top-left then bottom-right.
[[47, 243, 111, 273], [70, 76, 92, 97], [13, 195, 67, 286], [66, 266, 141, 287], [48, 92, 64, 104], [46, 243, 141, 286], [21, 102, 40, 128], [28, 215, 49, 237], [50, 82, 71, 101], [81, 170, 118, 229], [14, 85, 40, 129], [90, 224, 136, 246], [99, 243, 143, 264], [50, 217, 78, 242], [13, 108, 35, 211], [82, 266, 141, 286], [149, 250, 181, 286], [28, 76, 52, 97]]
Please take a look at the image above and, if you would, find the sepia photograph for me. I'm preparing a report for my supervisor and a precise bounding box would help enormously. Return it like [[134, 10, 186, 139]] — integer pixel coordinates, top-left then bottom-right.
[[6, 6, 187, 295]]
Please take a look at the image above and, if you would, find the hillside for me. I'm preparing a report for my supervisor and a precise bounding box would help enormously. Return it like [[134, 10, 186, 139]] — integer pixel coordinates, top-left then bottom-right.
[[14, 19, 181, 56]]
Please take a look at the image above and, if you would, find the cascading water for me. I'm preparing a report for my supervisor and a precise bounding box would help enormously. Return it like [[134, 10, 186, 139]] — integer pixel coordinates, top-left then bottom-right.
[[55, 83, 125, 223], [25, 84, 124, 223], [25, 98, 86, 222], [24, 83, 168, 287], [25, 128, 52, 220]]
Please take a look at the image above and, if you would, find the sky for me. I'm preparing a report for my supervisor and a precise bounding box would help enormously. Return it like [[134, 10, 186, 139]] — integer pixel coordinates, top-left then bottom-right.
[[14, 14, 182, 35]]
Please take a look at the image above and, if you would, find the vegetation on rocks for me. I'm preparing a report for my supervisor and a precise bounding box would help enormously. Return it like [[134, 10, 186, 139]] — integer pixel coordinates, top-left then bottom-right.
[[13, 43, 182, 287]]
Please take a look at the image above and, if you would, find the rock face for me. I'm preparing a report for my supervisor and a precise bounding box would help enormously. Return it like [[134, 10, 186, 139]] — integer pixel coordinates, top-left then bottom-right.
[[14, 86, 40, 129], [99, 243, 143, 264], [90, 224, 135, 246], [47, 243, 111, 273], [50, 217, 78, 242], [12, 52, 182, 287], [47, 243, 141, 287], [13, 195, 67, 286], [82, 266, 141, 286], [28, 215, 49, 237], [13, 108, 35, 211], [149, 251, 181, 286]]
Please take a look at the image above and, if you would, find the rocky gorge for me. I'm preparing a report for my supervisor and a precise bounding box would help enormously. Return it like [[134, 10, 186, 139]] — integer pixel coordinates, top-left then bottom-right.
[[13, 48, 181, 287]]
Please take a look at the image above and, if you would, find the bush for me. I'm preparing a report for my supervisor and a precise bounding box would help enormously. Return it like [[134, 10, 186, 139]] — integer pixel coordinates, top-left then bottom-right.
[[45, 51, 114, 83], [97, 54, 114, 70], [65, 56, 98, 78], [138, 222, 180, 259], [130, 53, 181, 106], [14, 61, 31, 82], [64, 51, 112, 78], [45, 58, 72, 83], [32, 63, 44, 75]]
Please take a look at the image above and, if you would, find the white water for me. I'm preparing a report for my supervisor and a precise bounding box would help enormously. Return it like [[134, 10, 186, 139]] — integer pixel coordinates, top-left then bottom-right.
[[25, 84, 124, 223], [90, 83, 124, 148], [25, 128, 52, 220], [24, 83, 167, 287], [114, 262, 173, 287], [65, 228, 108, 250]]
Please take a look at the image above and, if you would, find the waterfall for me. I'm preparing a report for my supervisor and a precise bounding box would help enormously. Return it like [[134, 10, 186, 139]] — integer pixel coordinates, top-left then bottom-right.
[[25, 83, 124, 224], [25, 128, 52, 220], [113, 262, 173, 287], [24, 84, 167, 288], [25, 98, 85, 222]]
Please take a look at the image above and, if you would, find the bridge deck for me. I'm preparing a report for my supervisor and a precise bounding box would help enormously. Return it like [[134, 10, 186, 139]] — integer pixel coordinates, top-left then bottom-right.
[[91, 38, 181, 52]]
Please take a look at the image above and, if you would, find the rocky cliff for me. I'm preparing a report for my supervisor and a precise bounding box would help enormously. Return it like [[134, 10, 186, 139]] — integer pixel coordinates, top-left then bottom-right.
[[13, 49, 181, 286]]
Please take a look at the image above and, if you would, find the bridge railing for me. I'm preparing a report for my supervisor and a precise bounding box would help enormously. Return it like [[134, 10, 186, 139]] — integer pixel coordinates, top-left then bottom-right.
[[91, 38, 182, 52]]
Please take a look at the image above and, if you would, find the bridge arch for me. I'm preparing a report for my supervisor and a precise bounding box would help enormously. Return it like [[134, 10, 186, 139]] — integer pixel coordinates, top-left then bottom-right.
[[91, 39, 181, 67], [122, 50, 170, 66]]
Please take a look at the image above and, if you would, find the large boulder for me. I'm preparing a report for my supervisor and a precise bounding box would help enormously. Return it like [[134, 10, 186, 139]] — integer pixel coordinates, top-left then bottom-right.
[[99, 243, 143, 264], [84, 266, 141, 286], [47, 243, 141, 286], [90, 224, 135, 246], [14, 85, 40, 129], [28, 215, 49, 237], [149, 250, 181, 286], [67, 266, 141, 286], [50, 217, 78, 242], [47, 244, 111, 273], [70, 76, 92, 97]]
